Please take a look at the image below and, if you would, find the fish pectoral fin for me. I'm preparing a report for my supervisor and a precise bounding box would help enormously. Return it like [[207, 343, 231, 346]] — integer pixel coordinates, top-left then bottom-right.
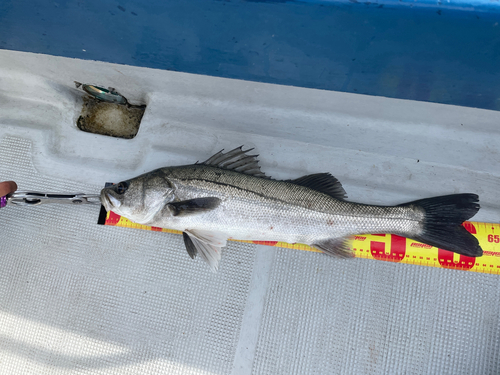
[[183, 229, 228, 271], [312, 237, 354, 258], [287, 173, 347, 200], [168, 197, 221, 216]]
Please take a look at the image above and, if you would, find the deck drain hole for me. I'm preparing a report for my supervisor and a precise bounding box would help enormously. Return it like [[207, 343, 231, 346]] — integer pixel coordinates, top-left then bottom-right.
[[75, 83, 145, 139]]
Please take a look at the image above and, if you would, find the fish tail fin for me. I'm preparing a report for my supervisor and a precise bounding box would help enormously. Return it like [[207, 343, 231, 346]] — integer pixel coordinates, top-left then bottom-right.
[[400, 194, 482, 257]]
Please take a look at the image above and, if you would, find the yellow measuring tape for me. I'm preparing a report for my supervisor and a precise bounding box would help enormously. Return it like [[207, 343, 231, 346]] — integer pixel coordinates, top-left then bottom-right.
[[101, 211, 500, 274]]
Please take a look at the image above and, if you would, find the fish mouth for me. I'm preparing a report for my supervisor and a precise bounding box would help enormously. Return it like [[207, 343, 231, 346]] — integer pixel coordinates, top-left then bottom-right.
[[100, 190, 121, 211]]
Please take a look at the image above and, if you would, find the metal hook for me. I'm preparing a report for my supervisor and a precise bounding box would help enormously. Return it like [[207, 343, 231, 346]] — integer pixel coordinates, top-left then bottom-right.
[[74, 82, 128, 105]]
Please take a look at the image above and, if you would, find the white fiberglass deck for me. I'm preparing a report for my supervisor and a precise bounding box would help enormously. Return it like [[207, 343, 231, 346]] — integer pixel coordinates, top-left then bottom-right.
[[0, 49, 498, 374]]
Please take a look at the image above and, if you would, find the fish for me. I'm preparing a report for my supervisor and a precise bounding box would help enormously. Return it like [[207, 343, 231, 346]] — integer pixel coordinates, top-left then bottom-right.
[[100, 146, 483, 270]]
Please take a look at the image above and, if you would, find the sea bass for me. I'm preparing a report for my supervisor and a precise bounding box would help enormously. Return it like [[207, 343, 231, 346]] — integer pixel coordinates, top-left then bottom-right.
[[100, 147, 482, 270]]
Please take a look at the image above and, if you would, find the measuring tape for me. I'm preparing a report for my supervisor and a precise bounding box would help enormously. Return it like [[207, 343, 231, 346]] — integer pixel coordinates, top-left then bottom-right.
[[99, 210, 500, 274]]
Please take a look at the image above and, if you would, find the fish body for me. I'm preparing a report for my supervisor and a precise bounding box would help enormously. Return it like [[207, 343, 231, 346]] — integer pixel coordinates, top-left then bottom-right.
[[100, 147, 482, 270], [132, 165, 423, 243]]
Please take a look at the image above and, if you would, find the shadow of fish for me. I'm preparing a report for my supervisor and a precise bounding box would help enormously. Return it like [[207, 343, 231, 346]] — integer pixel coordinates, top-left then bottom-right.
[[100, 147, 482, 270]]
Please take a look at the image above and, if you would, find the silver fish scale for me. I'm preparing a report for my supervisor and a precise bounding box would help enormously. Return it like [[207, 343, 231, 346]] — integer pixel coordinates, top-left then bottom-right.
[[147, 165, 424, 245]]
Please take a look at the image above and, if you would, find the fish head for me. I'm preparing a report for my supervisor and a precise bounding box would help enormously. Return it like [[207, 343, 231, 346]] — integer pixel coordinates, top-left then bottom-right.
[[100, 170, 175, 224]]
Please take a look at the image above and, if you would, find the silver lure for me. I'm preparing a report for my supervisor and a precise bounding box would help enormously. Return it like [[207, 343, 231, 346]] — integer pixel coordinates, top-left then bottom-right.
[[100, 147, 482, 270]]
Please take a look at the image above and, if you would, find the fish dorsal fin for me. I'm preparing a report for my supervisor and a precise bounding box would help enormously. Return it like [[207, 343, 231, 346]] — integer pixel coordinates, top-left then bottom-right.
[[288, 173, 347, 200], [199, 146, 268, 178]]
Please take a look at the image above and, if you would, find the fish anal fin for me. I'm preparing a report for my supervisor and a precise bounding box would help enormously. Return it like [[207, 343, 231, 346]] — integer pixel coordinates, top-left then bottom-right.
[[288, 173, 347, 200], [168, 197, 221, 216], [312, 237, 354, 258]]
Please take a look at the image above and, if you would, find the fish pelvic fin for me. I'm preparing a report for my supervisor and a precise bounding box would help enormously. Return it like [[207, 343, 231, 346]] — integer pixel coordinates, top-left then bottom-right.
[[182, 232, 198, 259], [399, 194, 482, 257], [312, 237, 354, 258], [183, 229, 228, 271]]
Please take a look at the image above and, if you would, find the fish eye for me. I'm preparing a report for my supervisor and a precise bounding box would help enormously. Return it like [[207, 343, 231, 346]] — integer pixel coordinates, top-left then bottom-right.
[[115, 181, 129, 195]]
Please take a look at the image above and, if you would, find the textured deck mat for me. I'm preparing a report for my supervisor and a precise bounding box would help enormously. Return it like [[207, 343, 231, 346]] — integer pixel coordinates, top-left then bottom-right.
[[0, 48, 499, 374], [253, 249, 500, 374], [1, 137, 499, 374], [0, 137, 256, 374]]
